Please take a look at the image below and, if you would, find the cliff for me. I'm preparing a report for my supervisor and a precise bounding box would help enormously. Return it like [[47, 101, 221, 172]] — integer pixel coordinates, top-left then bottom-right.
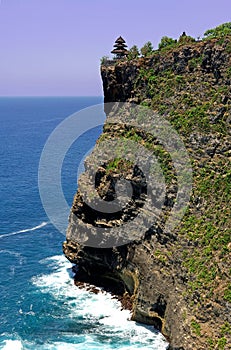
[[63, 35, 231, 349]]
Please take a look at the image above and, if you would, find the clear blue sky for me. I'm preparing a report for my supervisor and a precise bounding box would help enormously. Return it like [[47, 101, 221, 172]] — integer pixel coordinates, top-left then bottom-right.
[[0, 0, 230, 96]]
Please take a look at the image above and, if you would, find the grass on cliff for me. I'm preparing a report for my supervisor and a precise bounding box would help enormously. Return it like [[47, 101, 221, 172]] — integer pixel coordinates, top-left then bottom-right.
[[135, 64, 230, 136], [132, 37, 231, 300]]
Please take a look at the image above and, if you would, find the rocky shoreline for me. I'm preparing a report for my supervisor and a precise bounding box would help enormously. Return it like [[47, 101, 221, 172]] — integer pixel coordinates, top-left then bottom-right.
[[72, 268, 134, 311]]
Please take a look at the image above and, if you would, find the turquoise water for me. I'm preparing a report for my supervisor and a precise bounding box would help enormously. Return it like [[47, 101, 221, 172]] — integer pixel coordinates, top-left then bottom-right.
[[0, 97, 168, 349]]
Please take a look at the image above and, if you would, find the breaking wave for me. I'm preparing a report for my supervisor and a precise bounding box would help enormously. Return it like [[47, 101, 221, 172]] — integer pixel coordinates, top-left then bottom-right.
[[0, 222, 49, 239]]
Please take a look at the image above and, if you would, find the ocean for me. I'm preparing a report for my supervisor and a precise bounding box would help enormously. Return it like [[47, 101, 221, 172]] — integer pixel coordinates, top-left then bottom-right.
[[0, 97, 168, 350]]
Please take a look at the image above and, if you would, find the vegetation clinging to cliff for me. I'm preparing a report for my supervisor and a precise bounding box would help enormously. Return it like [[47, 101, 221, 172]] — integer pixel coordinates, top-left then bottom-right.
[[100, 24, 231, 348]]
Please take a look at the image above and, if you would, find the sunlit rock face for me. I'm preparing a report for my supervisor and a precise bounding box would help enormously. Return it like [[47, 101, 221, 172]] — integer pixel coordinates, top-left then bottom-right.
[[64, 35, 231, 350]]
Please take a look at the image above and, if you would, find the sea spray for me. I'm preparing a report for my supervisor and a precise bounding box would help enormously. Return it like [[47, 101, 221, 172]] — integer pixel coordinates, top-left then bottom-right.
[[30, 255, 168, 350]]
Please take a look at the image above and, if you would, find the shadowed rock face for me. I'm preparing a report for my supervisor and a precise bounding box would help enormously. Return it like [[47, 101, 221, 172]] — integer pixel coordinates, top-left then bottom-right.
[[64, 36, 231, 350]]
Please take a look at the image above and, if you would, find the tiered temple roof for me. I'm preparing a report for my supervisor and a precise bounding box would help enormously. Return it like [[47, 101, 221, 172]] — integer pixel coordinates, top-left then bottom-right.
[[111, 36, 128, 58]]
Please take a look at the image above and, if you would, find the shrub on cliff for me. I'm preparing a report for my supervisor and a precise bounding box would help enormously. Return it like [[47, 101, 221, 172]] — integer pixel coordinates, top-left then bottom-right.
[[178, 34, 195, 44], [127, 45, 140, 60], [140, 41, 153, 57], [100, 56, 110, 64], [204, 22, 231, 39], [158, 36, 177, 50]]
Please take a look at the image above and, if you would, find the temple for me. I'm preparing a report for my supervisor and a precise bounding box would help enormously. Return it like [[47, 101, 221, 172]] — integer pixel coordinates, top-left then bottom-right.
[[111, 36, 128, 59]]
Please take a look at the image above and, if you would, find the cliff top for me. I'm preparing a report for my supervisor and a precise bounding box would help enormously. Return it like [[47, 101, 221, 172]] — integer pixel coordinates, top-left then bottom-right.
[[101, 22, 231, 64]]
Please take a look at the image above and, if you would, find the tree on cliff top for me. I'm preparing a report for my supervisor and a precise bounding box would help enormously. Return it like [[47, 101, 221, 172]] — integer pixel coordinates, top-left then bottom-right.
[[158, 36, 177, 50], [178, 32, 195, 44], [127, 45, 140, 60], [140, 41, 153, 57], [204, 22, 231, 39]]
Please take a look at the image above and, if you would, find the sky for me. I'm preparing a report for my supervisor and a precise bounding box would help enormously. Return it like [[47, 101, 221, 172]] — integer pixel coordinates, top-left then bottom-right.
[[0, 0, 230, 96]]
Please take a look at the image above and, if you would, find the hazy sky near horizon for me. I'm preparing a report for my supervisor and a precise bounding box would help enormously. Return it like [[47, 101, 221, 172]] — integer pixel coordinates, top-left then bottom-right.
[[0, 0, 230, 96]]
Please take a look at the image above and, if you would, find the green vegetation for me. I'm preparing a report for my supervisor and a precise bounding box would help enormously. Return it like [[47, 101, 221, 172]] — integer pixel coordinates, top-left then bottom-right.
[[180, 156, 230, 296], [178, 34, 195, 44], [224, 284, 231, 303], [127, 45, 140, 60], [134, 61, 229, 136], [105, 158, 133, 174], [140, 41, 153, 57], [208, 336, 229, 350], [221, 322, 231, 336], [99, 125, 175, 185], [191, 319, 201, 336], [154, 250, 167, 263], [203, 22, 231, 39], [158, 36, 177, 50], [100, 56, 110, 64], [217, 337, 227, 350], [226, 66, 231, 78], [188, 56, 203, 70]]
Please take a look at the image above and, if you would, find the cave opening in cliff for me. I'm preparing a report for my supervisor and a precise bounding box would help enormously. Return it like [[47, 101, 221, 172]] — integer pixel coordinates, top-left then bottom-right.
[[152, 317, 163, 332]]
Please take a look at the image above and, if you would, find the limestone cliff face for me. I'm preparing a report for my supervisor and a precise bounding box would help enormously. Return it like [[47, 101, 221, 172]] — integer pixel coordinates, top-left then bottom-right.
[[63, 36, 231, 350]]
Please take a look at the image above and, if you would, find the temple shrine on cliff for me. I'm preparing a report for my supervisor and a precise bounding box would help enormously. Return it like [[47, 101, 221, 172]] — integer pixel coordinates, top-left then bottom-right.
[[111, 36, 128, 58]]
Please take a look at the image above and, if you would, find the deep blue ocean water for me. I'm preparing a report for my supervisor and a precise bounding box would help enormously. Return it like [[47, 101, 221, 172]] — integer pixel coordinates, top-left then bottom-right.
[[0, 97, 168, 350]]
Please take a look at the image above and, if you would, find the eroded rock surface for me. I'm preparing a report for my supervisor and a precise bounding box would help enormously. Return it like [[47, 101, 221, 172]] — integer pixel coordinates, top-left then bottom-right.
[[64, 36, 231, 349]]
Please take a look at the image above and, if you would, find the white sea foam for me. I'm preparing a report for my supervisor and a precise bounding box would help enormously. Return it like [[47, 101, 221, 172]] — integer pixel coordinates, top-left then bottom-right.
[[1, 340, 23, 350], [32, 255, 169, 350], [0, 222, 49, 239]]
